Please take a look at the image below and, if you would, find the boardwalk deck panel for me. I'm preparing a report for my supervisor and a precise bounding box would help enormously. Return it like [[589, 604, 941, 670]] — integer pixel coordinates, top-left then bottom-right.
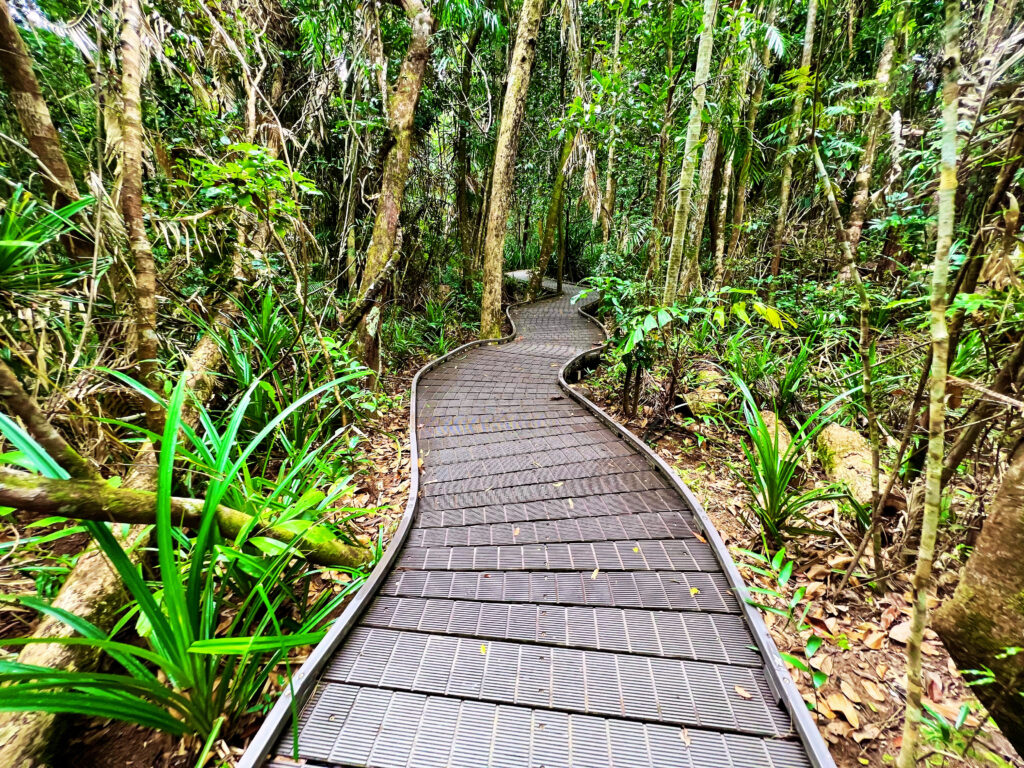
[[248, 283, 833, 768]]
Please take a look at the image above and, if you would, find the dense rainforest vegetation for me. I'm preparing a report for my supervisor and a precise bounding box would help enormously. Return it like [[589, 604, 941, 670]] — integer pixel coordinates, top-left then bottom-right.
[[0, 0, 1022, 763]]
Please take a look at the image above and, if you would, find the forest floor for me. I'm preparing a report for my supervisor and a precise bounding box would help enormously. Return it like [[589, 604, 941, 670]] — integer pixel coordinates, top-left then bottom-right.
[[576, 377, 1024, 768]]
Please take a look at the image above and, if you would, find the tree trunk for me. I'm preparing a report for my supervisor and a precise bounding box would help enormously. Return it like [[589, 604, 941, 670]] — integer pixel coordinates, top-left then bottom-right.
[[769, 0, 817, 277], [840, 31, 897, 277], [933, 438, 1024, 754], [727, 4, 777, 265], [712, 144, 735, 289], [0, 0, 79, 208], [456, 24, 482, 286], [354, 0, 434, 369], [0, 0, 91, 259], [896, 0, 959, 762], [480, 0, 545, 336], [600, 16, 622, 245], [529, 131, 574, 298], [662, 0, 718, 304], [648, 0, 676, 278], [677, 125, 719, 295], [120, 0, 162, 434]]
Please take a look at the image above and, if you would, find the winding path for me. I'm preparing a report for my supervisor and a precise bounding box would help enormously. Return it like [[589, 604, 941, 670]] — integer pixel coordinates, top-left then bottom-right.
[[247, 283, 834, 768]]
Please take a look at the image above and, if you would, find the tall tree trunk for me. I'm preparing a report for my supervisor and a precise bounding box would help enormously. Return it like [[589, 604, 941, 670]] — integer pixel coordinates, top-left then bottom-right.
[[727, 4, 777, 265], [354, 0, 435, 369], [529, 130, 574, 297], [769, 0, 817, 277], [677, 125, 720, 295], [456, 24, 482, 288], [120, 0, 162, 433], [600, 15, 622, 244], [839, 30, 897, 278], [480, 0, 545, 336], [0, 0, 91, 259], [896, 0, 959, 762], [662, 0, 718, 304], [712, 144, 735, 288], [648, 0, 676, 278], [933, 437, 1024, 754]]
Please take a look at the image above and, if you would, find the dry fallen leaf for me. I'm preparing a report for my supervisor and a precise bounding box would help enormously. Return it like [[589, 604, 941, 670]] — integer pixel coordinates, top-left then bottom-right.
[[888, 621, 911, 644], [840, 680, 863, 704], [680, 728, 691, 747], [852, 724, 882, 743], [734, 685, 752, 700], [826, 692, 861, 729], [863, 630, 886, 650], [591, 568, 600, 580], [861, 679, 887, 702], [513, 528, 521, 536]]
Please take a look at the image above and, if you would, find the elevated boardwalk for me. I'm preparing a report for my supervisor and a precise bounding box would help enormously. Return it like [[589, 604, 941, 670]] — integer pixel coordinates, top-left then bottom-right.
[[245, 283, 834, 768]]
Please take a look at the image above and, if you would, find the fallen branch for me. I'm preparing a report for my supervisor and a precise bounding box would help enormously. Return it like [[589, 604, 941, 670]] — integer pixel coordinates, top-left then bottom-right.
[[0, 467, 371, 569]]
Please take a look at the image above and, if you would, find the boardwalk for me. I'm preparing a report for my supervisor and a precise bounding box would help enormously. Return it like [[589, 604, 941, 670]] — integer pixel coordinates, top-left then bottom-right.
[[248, 284, 834, 768]]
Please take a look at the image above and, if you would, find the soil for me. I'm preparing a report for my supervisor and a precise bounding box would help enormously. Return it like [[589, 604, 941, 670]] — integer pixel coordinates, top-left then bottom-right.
[[576, 378, 1024, 768]]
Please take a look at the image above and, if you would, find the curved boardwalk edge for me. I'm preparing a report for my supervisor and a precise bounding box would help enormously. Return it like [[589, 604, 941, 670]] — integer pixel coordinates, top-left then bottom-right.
[[560, 299, 835, 768], [242, 281, 836, 768]]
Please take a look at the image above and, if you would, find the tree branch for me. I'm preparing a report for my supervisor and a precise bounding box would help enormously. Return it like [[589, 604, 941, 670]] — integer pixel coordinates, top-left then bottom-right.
[[0, 467, 371, 569]]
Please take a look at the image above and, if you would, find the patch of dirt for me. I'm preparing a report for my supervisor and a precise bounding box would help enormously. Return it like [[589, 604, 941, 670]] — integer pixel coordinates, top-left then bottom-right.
[[575, 379, 1023, 768]]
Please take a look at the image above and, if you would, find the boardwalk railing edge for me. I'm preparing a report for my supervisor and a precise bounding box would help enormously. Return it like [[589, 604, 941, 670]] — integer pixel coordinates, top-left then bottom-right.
[[561, 292, 838, 768], [237, 289, 560, 768]]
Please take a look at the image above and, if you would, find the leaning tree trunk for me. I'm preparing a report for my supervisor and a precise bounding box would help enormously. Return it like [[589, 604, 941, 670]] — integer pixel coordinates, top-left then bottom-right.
[[662, 0, 718, 304], [354, 0, 434, 369], [480, 0, 545, 337], [769, 0, 817, 277], [896, 0, 959, 763], [933, 438, 1024, 754], [529, 130, 574, 298], [120, 0, 162, 434], [0, 0, 91, 259]]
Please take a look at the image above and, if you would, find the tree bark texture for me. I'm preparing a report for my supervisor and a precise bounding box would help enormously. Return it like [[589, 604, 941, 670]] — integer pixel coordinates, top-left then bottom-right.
[[120, 0, 162, 432], [480, 0, 545, 337]]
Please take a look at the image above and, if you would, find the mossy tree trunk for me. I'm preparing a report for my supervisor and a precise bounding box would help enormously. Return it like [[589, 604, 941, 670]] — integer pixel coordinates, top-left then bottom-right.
[[355, 0, 435, 368], [480, 0, 545, 336]]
